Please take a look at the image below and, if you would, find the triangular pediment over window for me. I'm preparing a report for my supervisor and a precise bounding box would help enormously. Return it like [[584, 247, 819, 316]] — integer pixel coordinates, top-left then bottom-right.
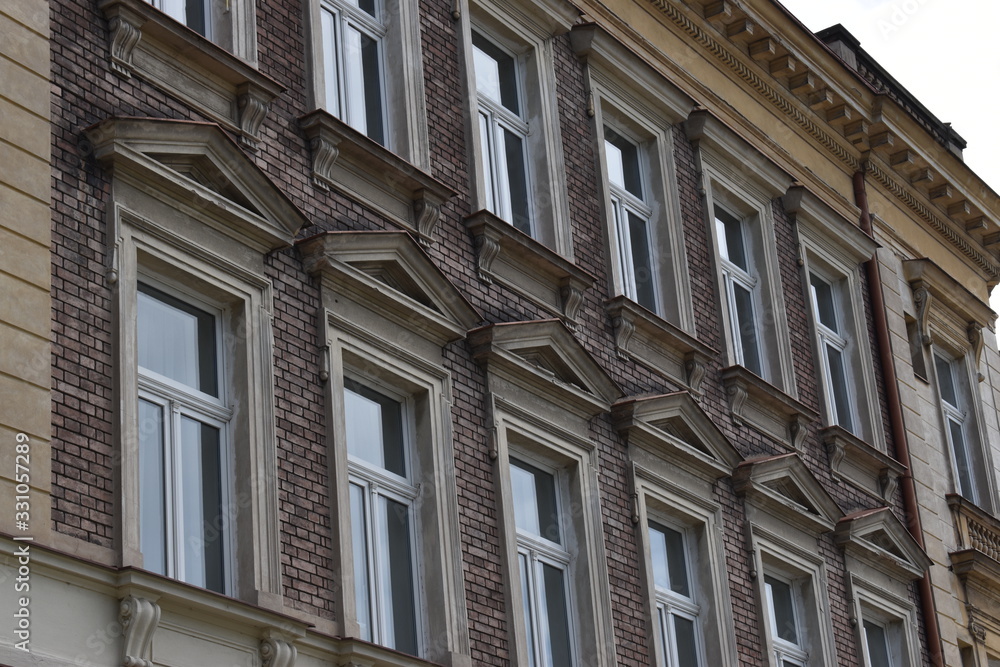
[[85, 117, 309, 251], [613, 392, 742, 481], [834, 507, 931, 581], [299, 231, 481, 346], [469, 320, 622, 419], [734, 453, 843, 534]]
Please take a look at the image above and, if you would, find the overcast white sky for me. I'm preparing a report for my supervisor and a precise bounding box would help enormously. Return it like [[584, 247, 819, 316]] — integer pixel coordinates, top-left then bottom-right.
[[777, 0, 1000, 310], [776, 0, 1000, 192]]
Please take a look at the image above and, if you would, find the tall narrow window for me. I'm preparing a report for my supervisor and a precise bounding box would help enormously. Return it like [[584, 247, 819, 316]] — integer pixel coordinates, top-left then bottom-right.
[[764, 574, 808, 667], [604, 126, 656, 312], [320, 0, 387, 145], [649, 521, 703, 667], [137, 282, 231, 594], [934, 353, 980, 506], [715, 206, 763, 376], [345, 378, 420, 655], [809, 273, 856, 434], [149, 0, 210, 38], [510, 458, 573, 667], [473, 31, 531, 236], [862, 619, 894, 667]]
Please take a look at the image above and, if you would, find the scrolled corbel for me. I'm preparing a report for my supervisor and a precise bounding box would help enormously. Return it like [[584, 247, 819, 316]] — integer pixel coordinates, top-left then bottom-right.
[[119, 595, 160, 667]]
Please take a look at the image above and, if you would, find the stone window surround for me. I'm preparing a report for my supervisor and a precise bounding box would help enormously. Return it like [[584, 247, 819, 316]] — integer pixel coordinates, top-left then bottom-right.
[[87, 116, 312, 610], [299, 230, 479, 666]]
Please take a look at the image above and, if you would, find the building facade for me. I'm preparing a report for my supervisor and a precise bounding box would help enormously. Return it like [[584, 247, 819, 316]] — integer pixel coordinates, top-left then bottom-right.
[[4, 0, 1000, 666]]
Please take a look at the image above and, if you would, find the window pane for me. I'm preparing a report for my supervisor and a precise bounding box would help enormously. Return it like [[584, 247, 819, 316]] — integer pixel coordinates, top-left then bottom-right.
[[649, 523, 670, 591], [179, 416, 225, 593], [604, 127, 643, 198], [519, 553, 537, 667], [138, 284, 218, 396], [950, 417, 977, 500], [627, 212, 656, 312], [826, 344, 855, 434], [765, 575, 798, 645], [510, 459, 560, 543], [360, 32, 384, 145], [733, 283, 762, 376], [472, 32, 519, 113], [380, 498, 418, 654], [344, 380, 406, 477], [672, 614, 699, 667], [716, 208, 748, 271], [809, 274, 839, 331], [139, 399, 166, 576], [321, 8, 341, 115], [935, 355, 959, 406], [503, 128, 531, 235], [541, 563, 572, 667], [648, 521, 690, 597], [864, 620, 892, 667], [350, 483, 372, 642], [185, 0, 208, 37], [343, 25, 384, 144]]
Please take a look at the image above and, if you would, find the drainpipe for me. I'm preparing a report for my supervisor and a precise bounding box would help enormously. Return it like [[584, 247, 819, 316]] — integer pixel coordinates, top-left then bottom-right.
[[853, 169, 945, 666]]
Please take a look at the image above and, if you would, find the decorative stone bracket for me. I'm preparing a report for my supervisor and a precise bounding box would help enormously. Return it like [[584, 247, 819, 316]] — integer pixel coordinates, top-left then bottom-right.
[[261, 635, 297, 667], [823, 426, 905, 502], [119, 595, 161, 667]]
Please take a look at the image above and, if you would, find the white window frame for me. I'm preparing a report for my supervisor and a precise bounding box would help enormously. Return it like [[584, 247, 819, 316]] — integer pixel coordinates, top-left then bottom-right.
[[318, 0, 388, 145], [648, 518, 705, 667], [808, 270, 859, 434], [342, 375, 423, 654], [510, 455, 576, 667], [306, 0, 430, 166], [461, 0, 573, 255], [472, 30, 532, 236], [714, 203, 765, 377], [144, 0, 257, 62], [763, 570, 809, 667], [136, 279, 235, 594]]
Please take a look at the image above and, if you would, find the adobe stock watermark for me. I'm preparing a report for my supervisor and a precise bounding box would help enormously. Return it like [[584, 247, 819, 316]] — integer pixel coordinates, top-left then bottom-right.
[[11, 432, 33, 652], [877, 0, 934, 40]]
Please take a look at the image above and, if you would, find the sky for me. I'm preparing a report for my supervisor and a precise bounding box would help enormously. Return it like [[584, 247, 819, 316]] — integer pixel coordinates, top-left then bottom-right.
[[776, 0, 1000, 311]]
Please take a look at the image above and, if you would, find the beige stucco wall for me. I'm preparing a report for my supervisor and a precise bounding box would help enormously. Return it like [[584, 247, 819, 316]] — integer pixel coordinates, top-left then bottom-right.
[[0, 0, 52, 541]]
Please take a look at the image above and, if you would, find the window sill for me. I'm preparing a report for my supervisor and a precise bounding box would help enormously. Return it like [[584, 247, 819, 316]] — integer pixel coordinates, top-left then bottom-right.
[[299, 110, 455, 246], [823, 426, 905, 502], [605, 296, 715, 392], [720, 365, 817, 450], [99, 0, 283, 149], [465, 210, 595, 325]]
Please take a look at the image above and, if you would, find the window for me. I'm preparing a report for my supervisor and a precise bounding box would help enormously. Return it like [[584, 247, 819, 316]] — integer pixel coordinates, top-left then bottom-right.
[[861, 617, 900, 667], [809, 272, 855, 433], [462, 0, 574, 254], [764, 573, 808, 667], [604, 126, 656, 311], [344, 378, 419, 654], [137, 282, 231, 593], [715, 205, 763, 376], [511, 458, 574, 667], [473, 30, 531, 235], [649, 520, 703, 667], [935, 352, 983, 506], [319, 0, 386, 144]]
